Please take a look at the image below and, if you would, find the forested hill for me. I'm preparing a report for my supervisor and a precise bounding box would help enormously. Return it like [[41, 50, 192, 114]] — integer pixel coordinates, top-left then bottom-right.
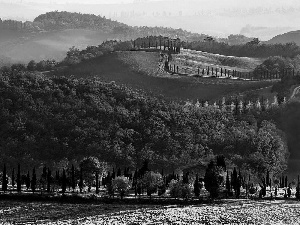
[[0, 72, 288, 177], [0, 11, 206, 41]]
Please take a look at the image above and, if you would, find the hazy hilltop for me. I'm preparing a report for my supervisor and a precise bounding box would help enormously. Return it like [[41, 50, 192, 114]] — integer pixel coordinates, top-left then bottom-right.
[[267, 30, 300, 46], [0, 11, 205, 64]]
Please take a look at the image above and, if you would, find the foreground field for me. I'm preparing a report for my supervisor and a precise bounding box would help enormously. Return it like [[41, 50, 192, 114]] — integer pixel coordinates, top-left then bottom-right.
[[1, 200, 300, 224]]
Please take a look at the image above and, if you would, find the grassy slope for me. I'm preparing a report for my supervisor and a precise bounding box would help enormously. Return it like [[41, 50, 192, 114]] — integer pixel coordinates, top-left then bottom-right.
[[52, 51, 275, 102], [0, 29, 111, 63]]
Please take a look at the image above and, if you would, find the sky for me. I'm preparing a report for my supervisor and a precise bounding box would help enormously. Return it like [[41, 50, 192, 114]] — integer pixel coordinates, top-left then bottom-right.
[[1, 0, 300, 40]]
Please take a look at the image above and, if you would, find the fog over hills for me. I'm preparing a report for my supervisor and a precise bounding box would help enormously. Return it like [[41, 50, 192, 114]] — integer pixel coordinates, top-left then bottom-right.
[[1, 0, 300, 40]]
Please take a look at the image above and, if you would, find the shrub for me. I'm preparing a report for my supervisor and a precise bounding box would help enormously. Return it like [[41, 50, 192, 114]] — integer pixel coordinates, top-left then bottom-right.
[[142, 171, 163, 198], [112, 176, 131, 199], [169, 179, 193, 199]]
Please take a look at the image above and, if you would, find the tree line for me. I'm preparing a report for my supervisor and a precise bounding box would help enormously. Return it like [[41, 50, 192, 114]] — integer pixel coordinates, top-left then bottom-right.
[[2, 156, 298, 200]]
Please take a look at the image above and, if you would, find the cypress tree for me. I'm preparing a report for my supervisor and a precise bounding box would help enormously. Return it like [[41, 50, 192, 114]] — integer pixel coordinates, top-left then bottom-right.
[[285, 176, 288, 188], [71, 164, 75, 191], [62, 169, 66, 194], [31, 167, 36, 193], [79, 167, 83, 193], [95, 171, 99, 194], [47, 168, 51, 193], [2, 164, 7, 192], [194, 173, 200, 197], [17, 164, 21, 192], [117, 168, 121, 177], [232, 167, 238, 197], [204, 160, 223, 198], [112, 168, 116, 179], [26, 171, 30, 190], [11, 168, 15, 189], [266, 170, 270, 186], [226, 171, 231, 194], [296, 175, 300, 200]]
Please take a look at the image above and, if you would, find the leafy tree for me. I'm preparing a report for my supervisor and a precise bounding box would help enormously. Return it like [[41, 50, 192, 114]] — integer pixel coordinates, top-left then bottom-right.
[[0, 66, 12, 75], [80, 157, 105, 191], [11, 63, 26, 73], [27, 60, 36, 71], [169, 179, 192, 199], [111, 176, 131, 199]]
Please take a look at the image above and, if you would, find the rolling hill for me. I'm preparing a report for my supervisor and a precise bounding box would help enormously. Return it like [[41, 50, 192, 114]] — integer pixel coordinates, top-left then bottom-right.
[[51, 51, 275, 102], [267, 30, 300, 46]]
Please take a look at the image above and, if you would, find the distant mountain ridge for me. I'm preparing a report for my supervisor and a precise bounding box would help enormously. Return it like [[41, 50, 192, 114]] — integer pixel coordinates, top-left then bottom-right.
[[267, 30, 300, 46]]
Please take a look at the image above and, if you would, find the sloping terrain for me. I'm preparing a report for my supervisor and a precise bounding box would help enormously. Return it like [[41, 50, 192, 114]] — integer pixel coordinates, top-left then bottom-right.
[[52, 51, 275, 102], [267, 30, 300, 46]]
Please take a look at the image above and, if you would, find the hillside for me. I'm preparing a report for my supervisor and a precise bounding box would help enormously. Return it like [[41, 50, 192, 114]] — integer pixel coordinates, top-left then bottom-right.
[[267, 30, 300, 46], [52, 51, 275, 102]]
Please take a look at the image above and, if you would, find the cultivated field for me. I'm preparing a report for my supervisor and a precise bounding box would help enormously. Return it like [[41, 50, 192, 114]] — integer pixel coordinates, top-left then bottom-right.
[[1, 200, 300, 224], [173, 49, 263, 72]]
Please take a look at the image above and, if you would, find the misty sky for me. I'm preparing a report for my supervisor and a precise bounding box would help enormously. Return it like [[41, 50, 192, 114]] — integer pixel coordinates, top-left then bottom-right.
[[1, 0, 300, 40]]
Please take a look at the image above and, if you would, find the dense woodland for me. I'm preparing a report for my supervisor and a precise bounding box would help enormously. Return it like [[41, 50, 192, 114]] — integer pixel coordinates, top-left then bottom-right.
[[0, 70, 290, 181]]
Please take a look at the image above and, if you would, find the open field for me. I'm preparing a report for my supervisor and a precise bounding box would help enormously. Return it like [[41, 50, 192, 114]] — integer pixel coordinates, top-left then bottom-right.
[[1, 199, 300, 224], [53, 51, 276, 102]]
